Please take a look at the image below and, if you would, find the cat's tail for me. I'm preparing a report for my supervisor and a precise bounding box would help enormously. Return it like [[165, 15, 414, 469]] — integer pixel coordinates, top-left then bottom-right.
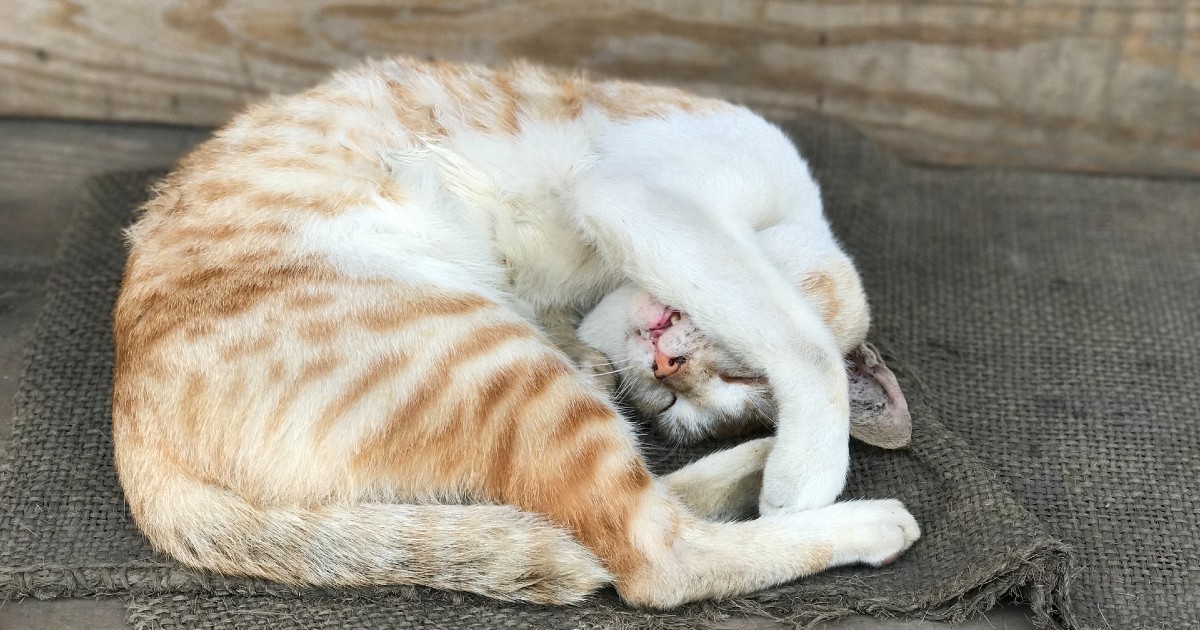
[[122, 461, 612, 604]]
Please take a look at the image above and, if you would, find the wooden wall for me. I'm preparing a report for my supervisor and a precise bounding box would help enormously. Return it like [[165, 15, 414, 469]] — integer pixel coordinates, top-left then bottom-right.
[[3, 1, 1198, 177]]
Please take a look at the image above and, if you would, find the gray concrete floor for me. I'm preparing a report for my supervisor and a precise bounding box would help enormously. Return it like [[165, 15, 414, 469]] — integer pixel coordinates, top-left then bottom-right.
[[0, 119, 1037, 629]]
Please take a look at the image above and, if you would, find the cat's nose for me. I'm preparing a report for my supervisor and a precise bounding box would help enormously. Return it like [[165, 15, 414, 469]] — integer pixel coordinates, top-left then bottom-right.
[[653, 352, 686, 379]]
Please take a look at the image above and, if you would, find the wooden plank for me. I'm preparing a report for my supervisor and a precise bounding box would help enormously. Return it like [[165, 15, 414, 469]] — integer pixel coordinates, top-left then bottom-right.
[[0, 119, 208, 260], [0, 119, 206, 471], [1, 1, 1198, 176]]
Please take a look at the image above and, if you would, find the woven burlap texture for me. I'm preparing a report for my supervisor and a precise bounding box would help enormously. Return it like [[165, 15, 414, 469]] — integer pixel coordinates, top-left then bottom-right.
[[2, 118, 1196, 629]]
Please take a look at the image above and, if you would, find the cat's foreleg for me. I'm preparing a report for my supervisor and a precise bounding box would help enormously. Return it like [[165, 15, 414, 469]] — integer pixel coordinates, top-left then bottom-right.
[[573, 186, 851, 514], [663, 438, 773, 521]]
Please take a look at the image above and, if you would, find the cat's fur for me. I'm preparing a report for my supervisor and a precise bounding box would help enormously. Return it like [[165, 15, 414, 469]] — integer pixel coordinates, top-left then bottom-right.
[[112, 57, 919, 608]]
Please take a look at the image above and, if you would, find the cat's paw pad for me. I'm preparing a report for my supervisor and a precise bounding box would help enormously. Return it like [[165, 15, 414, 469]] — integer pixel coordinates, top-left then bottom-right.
[[822, 499, 921, 567]]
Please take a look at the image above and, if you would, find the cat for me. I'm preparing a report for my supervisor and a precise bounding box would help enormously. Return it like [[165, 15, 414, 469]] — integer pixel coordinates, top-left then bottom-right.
[[111, 57, 920, 609], [578, 285, 912, 449]]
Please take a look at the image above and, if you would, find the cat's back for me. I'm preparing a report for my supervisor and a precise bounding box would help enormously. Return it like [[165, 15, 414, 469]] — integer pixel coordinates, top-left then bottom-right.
[[122, 57, 736, 283]]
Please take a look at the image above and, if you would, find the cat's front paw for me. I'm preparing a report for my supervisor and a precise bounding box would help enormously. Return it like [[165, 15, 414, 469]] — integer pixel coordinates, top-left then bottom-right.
[[819, 499, 921, 567], [758, 442, 848, 515]]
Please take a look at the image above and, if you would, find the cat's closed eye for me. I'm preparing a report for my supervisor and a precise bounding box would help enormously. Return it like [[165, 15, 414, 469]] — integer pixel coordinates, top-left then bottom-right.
[[718, 374, 767, 386]]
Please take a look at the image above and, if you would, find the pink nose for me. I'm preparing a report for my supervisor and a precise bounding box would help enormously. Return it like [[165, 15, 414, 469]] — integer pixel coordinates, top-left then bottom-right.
[[653, 351, 685, 379]]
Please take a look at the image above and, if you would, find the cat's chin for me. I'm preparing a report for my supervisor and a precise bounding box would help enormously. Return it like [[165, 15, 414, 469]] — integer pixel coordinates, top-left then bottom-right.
[[653, 414, 768, 445], [641, 391, 766, 445]]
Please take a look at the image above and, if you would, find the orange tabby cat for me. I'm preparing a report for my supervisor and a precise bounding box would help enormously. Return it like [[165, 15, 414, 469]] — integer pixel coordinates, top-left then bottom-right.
[[112, 57, 919, 608]]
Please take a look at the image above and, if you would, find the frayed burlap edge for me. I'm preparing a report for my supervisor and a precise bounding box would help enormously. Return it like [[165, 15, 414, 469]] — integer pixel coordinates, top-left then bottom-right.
[[110, 540, 1075, 630]]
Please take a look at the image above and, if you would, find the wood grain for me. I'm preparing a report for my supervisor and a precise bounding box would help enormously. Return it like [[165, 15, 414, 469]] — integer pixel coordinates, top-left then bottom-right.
[[2, 1, 1198, 176]]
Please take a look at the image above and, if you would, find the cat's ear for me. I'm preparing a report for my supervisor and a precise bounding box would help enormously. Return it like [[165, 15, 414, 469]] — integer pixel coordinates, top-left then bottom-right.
[[846, 343, 912, 449]]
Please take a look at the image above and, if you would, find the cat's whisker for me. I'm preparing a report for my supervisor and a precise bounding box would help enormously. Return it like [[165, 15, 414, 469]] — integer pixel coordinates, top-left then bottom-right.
[[613, 375, 642, 402], [583, 355, 643, 368], [588, 364, 639, 378]]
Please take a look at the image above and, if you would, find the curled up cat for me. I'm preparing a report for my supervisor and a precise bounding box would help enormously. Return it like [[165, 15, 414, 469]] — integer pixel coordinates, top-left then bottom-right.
[[111, 57, 920, 609]]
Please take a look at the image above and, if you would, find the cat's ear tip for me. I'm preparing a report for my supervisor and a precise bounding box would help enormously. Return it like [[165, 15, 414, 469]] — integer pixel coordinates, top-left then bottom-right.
[[847, 341, 913, 449], [851, 422, 913, 450]]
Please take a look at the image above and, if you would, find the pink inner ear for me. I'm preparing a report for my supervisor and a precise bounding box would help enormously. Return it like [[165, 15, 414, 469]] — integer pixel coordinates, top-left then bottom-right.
[[846, 343, 912, 449]]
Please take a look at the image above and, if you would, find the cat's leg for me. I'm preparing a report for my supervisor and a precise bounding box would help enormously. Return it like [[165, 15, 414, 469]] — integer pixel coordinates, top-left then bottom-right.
[[628, 497, 919, 608], [663, 437, 774, 521], [571, 183, 852, 514]]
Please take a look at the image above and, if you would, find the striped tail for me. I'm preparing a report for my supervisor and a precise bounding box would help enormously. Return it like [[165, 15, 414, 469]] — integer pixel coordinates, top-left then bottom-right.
[[126, 463, 611, 604]]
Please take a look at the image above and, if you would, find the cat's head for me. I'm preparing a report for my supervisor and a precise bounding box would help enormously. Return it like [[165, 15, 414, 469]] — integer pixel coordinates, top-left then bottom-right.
[[578, 285, 911, 447], [577, 285, 775, 443]]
